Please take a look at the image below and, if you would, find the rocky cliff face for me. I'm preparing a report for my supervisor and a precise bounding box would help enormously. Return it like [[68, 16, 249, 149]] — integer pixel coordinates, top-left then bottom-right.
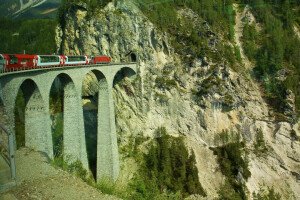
[[57, 1, 300, 199]]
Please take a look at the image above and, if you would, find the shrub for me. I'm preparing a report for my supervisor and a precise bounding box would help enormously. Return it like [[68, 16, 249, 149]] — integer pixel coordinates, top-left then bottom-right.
[[290, 130, 299, 141], [15, 89, 25, 149], [253, 186, 281, 200], [95, 177, 116, 195], [141, 127, 206, 198], [212, 142, 251, 200], [254, 128, 268, 155], [51, 155, 88, 181]]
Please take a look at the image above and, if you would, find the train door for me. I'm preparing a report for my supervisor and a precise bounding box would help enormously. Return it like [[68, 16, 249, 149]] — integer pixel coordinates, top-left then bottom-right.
[[59, 56, 64, 65]]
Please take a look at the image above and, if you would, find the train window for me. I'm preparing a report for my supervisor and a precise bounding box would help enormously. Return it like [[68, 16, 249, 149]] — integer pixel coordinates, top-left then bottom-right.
[[9, 55, 18, 64], [40, 56, 59, 63], [23, 59, 26, 62], [68, 56, 85, 62]]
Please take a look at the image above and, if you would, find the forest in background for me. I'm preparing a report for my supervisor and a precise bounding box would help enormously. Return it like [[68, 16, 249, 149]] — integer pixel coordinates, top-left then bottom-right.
[[2, 1, 299, 199], [0, 18, 56, 54], [242, 0, 300, 117]]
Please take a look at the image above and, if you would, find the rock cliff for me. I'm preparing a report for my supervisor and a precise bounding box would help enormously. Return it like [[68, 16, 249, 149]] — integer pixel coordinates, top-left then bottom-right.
[[57, 1, 300, 199]]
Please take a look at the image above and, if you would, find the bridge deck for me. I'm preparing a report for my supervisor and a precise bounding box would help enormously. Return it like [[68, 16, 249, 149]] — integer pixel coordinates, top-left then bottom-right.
[[0, 62, 137, 77]]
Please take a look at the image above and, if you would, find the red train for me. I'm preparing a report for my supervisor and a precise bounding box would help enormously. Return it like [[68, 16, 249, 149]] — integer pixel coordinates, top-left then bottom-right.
[[0, 54, 111, 72]]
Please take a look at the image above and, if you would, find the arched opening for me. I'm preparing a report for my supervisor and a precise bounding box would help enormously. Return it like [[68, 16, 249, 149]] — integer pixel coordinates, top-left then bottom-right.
[[113, 67, 136, 85], [113, 67, 137, 96], [15, 79, 45, 150], [14, 87, 25, 149], [49, 73, 76, 159], [49, 76, 64, 158], [82, 70, 108, 180]]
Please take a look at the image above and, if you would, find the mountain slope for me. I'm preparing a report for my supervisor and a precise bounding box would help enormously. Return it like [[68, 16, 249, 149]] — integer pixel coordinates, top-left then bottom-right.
[[56, 1, 300, 199], [0, 0, 60, 19]]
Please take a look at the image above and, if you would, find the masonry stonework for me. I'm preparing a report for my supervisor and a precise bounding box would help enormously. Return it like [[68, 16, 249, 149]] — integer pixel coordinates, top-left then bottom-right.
[[0, 63, 137, 181]]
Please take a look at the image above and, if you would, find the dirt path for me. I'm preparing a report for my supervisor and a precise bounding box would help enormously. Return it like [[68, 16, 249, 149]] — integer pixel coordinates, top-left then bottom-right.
[[0, 148, 119, 200]]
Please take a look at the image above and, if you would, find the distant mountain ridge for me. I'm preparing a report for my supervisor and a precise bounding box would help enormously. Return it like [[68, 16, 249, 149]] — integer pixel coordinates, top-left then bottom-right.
[[0, 0, 60, 19]]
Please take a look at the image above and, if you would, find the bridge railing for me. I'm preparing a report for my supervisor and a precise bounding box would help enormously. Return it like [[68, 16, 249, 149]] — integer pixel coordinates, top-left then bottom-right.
[[0, 62, 137, 75], [0, 123, 16, 180]]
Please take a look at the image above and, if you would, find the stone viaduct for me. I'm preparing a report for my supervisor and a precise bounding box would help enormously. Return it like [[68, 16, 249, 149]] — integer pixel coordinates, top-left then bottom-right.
[[0, 63, 137, 181]]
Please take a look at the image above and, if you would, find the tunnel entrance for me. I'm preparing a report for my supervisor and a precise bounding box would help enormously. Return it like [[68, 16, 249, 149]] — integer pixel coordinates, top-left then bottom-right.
[[130, 53, 137, 62], [124, 51, 137, 63]]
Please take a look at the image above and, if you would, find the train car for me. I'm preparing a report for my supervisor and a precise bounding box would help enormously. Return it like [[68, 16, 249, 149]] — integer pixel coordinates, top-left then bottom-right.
[[0, 54, 37, 72], [65, 55, 89, 65], [90, 56, 111, 64], [36, 55, 61, 68], [0, 53, 110, 73]]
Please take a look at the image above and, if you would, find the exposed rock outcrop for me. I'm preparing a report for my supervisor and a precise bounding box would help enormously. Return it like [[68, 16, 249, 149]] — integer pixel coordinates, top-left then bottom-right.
[[57, 1, 300, 199]]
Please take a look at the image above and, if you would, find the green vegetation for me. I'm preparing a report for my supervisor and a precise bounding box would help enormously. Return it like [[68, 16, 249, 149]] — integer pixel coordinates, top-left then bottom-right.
[[49, 83, 64, 158], [241, 0, 300, 115], [57, 0, 112, 28], [0, 18, 57, 54], [137, 0, 234, 36], [141, 127, 206, 198], [241, 23, 258, 61], [0, 0, 60, 19], [213, 129, 241, 146], [102, 128, 206, 199], [51, 155, 91, 182], [253, 186, 281, 200], [211, 141, 251, 200], [136, 0, 239, 69], [194, 75, 222, 97], [254, 128, 268, 155], [155, 76, 177, 89], [15, 89, 25, 149], [290, 129, 299, 141]]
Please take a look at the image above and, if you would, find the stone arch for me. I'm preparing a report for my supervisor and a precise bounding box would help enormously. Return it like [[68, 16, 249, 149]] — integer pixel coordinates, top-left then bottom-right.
[[82, 70, 108, 180], [15, 79, 48, 152], [113, 67, 136, 85], [113, 67, 137, 96], [49, 73, 79, 159]]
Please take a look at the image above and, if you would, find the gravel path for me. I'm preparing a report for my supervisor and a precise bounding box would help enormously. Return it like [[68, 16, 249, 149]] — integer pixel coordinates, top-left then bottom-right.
[[0, 148, 119, 200]]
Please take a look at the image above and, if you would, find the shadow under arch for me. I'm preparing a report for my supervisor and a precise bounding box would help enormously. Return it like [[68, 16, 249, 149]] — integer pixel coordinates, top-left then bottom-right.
[[15, 79, 46, 150], [49, 73, 77, 158], [113, 67, 137, 86], [113, 67, 137, 97], [82, 69, 108, 180]]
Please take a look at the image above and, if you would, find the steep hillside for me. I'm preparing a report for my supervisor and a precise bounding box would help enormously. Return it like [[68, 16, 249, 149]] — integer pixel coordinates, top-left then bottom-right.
[[0, 0, 60, 19], [55, 0, 299, 199]]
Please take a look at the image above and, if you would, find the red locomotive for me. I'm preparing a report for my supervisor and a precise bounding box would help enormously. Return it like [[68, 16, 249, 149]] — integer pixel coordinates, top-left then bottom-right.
[[0, 54, 111, 72], [90, 56, 111, 64]]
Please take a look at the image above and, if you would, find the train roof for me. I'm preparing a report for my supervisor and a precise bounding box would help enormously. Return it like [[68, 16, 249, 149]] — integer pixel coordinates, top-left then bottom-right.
[[0, 54, 36, 58]]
